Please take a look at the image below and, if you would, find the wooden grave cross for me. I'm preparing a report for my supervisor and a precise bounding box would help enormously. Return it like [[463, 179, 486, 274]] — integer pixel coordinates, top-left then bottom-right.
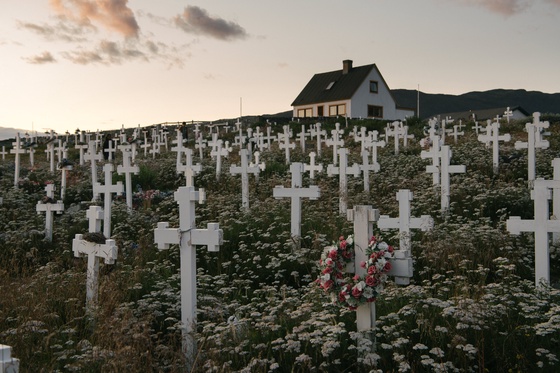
[[304, 151, 323, 180], [504, 107, 513, 123], [154, 186, 223, 357], [364, 130, 386, 168], [313, 122, 327, 157], [75, 131, 88, 165], [440, 145, 466, 212], [262, 126, 276, 150], [177, 148, 202, 187], [0, 344, 20, 372], [477, 121, 511, 174], [360, 150, 379, 192], [10, 134, 26, 187], [93, 163, 124, 238], [57, 156, 74, 200], [515, 112, 549, 184], [249, 151, 266, 183], [194, 132, 207, 160], [278, 126, 296, 164], [211, 139, 231, 180], [325, 122, 345, 165], [327, 148, 361, 214], [273, 162, 320, 239], [105, 139, 117, 161], [346, 205, 415, 351], [420, 134, 442, 186], [141, 130, 151, 157], [84, 140, 103, 187], [296, 124, 309, 151], [377, 189, 433, 284], [73, 205, 118, 311], [229, 149, 264, 209], [117, 144, 139, 210], [451, 123, 465, 144], [473, 121, 483, 135], [172, 130, 186, 171], [354, 126, 369, 153], [0, 146, 7, 161], [441, 117, 454, 145], [507, 178, 560, 286], [36, 183, 65, 241]]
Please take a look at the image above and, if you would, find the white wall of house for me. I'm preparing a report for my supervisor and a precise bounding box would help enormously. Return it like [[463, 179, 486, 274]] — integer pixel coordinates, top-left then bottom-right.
[[396, 108, 416, 120], [350, 68, 399, 119]]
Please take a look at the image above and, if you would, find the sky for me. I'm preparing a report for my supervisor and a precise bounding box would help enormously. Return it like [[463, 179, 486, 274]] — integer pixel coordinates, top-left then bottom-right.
[[1, 0, 560, 136]]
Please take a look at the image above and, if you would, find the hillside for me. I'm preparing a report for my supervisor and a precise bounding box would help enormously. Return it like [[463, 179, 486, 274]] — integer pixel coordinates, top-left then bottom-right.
[[392, 88, 560, 119]]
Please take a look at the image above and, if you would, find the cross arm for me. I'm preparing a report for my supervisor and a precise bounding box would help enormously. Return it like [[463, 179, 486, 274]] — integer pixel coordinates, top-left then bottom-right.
[[191, 223, 223, 252], [154, 222, 181, 250]]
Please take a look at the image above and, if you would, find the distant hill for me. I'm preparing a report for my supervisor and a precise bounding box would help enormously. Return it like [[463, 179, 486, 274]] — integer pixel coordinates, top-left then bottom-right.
[[0, 127, 46, 142], [392, 89, 560, 119]]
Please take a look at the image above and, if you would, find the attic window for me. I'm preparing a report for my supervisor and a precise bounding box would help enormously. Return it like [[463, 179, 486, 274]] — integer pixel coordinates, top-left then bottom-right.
[[326, 81, 335, 90]]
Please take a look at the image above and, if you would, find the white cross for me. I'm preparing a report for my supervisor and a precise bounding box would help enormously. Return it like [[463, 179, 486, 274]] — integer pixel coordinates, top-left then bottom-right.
[[195, 132, 207, 160], [304, 151, 323, 179], [278, 126, 296, 164], [0, 146, 7, 161], [273, 162, 320, 238], [360, 150, 379, 192], [515, 112, 549, 184], [45, 141, 56, 173], [354, 126, 369, 153], [84, 141, 103, 187], [477, 121, 511, 174], [504, 107, 513, 123], [451, 123, 465, 144], [93, 163, 124, 237], [141, 130, 151, 157], [507, 178, 560, 286], [420, 135, 442, 186], [296, 124, 309, 151], [364, 130, 386, 167], [105, 139, 117, 161], [234, 125, 247, 148], [172, 130, 187, 171], [312, 122, 327, 157], [440, 145, 466, 212], [325, 122, 345, 165], [347, 205, 419, 352], [75, 132, 88, 165], [211, 140, 231, 180], [154, 186, 222, 356], [262, 126, 276, 150], [207, 133, 220, 157], [472, 121, 483, 135], [36, 184, 64, 241], [249, 151, 266, 183], [117, 144, 139, 210], [10, 134, 26, 187], [441, 117, 454, 145], [73, 205, 117, 310], [377, 189, 433, 285], [177, 148, 202, 187], [327, 148, 361, 214], [0, 344, 20, 371], [58, 158, 73, 200], [230, 149, 264, 209]]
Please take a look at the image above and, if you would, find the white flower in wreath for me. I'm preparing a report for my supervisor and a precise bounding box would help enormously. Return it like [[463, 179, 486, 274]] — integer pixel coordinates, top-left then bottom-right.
[[346, 235, 354, 246], [377, 242, 388, 250]]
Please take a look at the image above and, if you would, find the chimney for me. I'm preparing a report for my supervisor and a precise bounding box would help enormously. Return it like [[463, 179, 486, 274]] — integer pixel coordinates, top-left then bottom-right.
[[342, 59, 353, 74]]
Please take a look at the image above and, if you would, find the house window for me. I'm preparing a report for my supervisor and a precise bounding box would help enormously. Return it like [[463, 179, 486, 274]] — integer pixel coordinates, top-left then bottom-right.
[[317, 106, 324, 117], [368, 105, 383, 118], [326, 81, 335, 90], [369, 81, 379, 93], [297, 108, 313, 118], [329, 104, 346, 116]]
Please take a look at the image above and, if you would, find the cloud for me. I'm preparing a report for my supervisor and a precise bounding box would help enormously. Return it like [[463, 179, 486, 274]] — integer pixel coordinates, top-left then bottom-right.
[[61, 39, 146, 64], [457, 0, 530, 16], [174, 6, 248, 41], [17, 20, 94, 42], [545, 0, 560, 6], [23, 51, 57, 64], [49, 0, 139, 38]]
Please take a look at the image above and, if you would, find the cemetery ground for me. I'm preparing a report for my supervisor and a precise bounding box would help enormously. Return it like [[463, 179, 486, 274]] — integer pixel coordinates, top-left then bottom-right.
[[1, 118, 560, 372]]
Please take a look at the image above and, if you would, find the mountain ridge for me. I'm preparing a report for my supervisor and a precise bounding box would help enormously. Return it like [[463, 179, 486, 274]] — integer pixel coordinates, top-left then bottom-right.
[[392, 88, 560, 119]]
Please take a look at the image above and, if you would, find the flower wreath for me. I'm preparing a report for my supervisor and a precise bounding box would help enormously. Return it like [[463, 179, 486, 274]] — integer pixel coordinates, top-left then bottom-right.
[[317, 235, 394, 310]]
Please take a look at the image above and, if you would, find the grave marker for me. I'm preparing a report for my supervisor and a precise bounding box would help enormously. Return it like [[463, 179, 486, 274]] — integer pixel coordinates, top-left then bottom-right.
[[327, 148, 361, 214], [229, 149, 264, 209], [515, 112, 549, 184], [273, 162, 320, 239], [304, 151, 323, 179], [325, 122, 344, 165], [278, 126, 295, 164], [10, 134, 26, 187], [154, 186, 223, 358], [440, 145, 466, 212], [507, 178, 560, 286], [0, 344, 20, 372], [377, 190, 433, 284], [477, 121, 511, 173], [117, 144, 139, 210], [84, 141, 103, 187], [73, 206, 118, 311], [93, 164, 124, 237], [36, 184, 64, 241], [177, 148, 202, 187]]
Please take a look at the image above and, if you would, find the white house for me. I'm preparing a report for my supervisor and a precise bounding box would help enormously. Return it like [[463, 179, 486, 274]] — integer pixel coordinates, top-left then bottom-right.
[[291, 60, 415, 120]]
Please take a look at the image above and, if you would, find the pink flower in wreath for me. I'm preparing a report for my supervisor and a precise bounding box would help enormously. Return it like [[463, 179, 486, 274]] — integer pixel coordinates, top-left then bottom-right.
[[322, 280, 334, 290], [360, 261, 366, 268], [368, 265, 377, 275], [352, 286, 363, 298], [388, 245, 394, 253], [322, 266, 333, 274], [353, 275, 360, 281], [365, 275, 378, 287], [384, 261, 392, 271], [328, 250, 338, 259]]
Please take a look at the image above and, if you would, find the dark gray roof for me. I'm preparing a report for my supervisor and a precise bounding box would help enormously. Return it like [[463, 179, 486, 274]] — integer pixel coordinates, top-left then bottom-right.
[[291, 64, 376, 106]]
